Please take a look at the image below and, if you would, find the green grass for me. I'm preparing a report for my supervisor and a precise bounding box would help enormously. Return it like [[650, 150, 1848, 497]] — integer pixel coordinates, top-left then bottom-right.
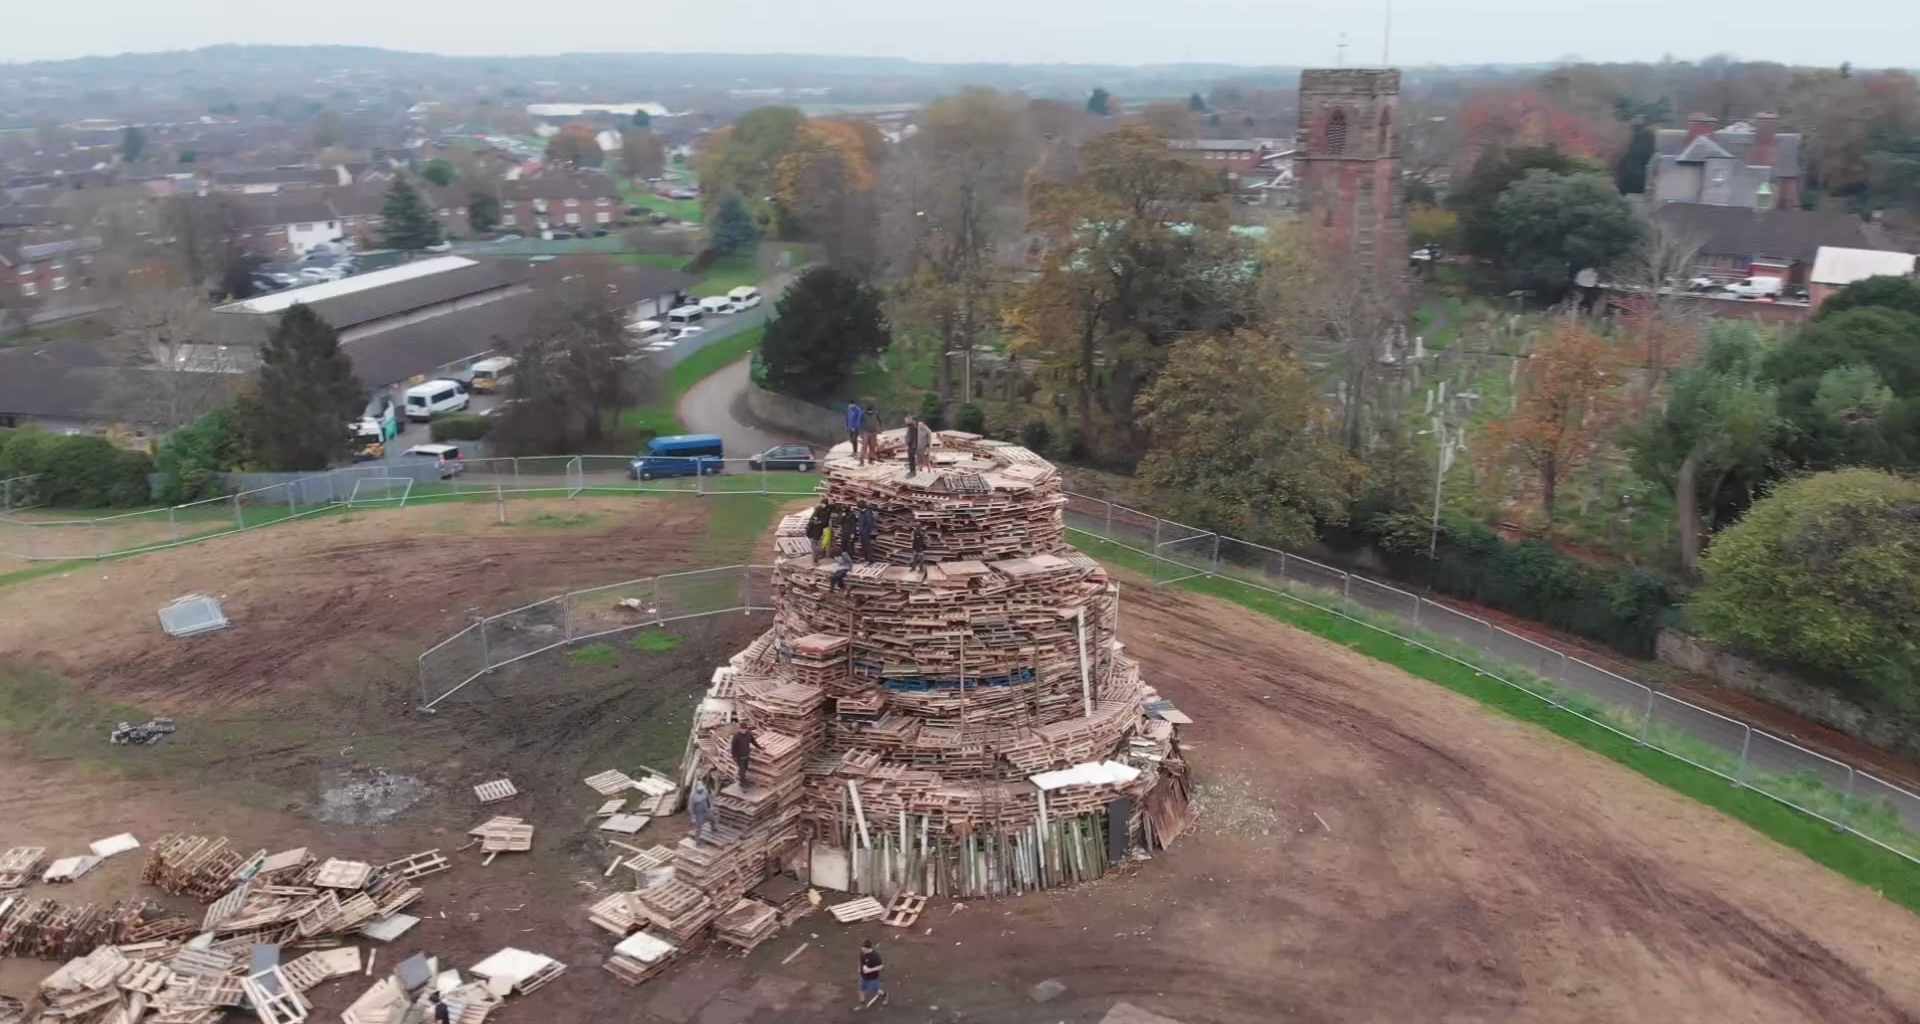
[[619, 324, 768, 435], [629, 630, 686, 654], [565, 643, 619, 666], [616, 253, 760, 297], [1076, 534, 1920, 913], [513, 511, 600, 530], [700, 494, 788, 562], [619, 180, 701, 223]]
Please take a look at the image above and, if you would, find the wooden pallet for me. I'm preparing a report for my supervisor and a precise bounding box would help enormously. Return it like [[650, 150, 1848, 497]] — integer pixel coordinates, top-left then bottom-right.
[[472, 780, 518, 804], [583, 770, 635, 795], [310, 859, 372, 889], [119, 961, 175, 995], [169, 947, 237, 979], [383, 850, 448, 879], [586, 894, 642, 936], [468, 816, 524, 839], [163, 974, 245, 1007], [879, 892, 926, 928], [374, 887, 421, 917], [294, 892, 343, 937], [0, 847, 46, 889], [827, 897, 886, 923], [241, 967, 309, 1024], [479, 824, 533, 854], [514, 961, 565, 994]]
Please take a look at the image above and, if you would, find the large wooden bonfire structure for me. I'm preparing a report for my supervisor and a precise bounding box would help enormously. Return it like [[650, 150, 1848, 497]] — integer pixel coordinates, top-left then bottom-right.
[[634, 429, 1190, 943]]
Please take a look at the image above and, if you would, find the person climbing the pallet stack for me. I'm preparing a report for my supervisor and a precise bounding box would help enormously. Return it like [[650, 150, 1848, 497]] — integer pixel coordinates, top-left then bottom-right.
[[845, 401, 864, 459], [903, 415, 923, 475], [830, 548, 853, 591], [910, 525, 929, 578], [731, 724, 763, 792], [857, 505, 877, 560], [860, 405, 880, 466], [689, 774, 714, 841]]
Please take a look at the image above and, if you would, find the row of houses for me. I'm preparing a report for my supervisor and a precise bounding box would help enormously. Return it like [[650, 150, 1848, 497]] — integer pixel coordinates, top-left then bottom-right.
[[231, 172, 627, 257]]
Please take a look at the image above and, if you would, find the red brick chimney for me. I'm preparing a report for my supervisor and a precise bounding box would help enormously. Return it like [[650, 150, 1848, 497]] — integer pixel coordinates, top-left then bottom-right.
[[1751, 112, 1778, 167], [1686, 113, 1717, 141]]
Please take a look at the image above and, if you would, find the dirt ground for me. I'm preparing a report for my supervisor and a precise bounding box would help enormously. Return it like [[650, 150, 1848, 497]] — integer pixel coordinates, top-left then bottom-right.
[[5, 505, 1920, 1024]]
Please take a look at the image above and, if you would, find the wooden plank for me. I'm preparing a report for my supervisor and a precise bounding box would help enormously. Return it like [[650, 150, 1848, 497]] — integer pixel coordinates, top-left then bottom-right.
[[472, 780, 517, 804]]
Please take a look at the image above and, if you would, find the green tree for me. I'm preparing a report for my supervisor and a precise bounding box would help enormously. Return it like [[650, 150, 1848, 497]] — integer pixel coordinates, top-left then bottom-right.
[[1815, 275, 1920, 320], [467, 193, 500, 234], [153, 406, 246, 503], [631, 109, 652, 128], [1136, 331, 1363, 546], [121, 125, 146, 162], [1621, 322, 1783, 573], [758, 266, 891, 401], [1690, 468, 1920, 703], [1613, 122, 1655, 194], [1086, 88, 1112, 116], [1766, 307, 1920, 470], [380, 177, 443, 251], [1490, 170, 1642, 295], [420, 158, 457, 187], [1449, 145, 1592, 260], [1187, 92, 1206, 113], [708, 192, 762, 256], [245, 305, 365, 470]]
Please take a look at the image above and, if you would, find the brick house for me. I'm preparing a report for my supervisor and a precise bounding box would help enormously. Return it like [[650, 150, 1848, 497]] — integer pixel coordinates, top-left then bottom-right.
[[1651, 203, 1875, 285], [495, 174, 624, 235], [1647, 113, 1802, 209], [0, 234, 101, 319]]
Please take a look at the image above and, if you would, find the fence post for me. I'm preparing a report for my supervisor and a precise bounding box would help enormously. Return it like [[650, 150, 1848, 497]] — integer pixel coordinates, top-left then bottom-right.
[[1733, 727, 1752, 787], [562, 590, 573, 642], [514, 458, 522, 492], [1412, 597, 1422, 628], [496, 480, 506, 524], [1342, 572, 1351, 610], [761, 461, 769, 495], [1837, 769, 1856, 832], [653, 576, 663, 623], [1209, 534, 1220, 576], [1151, 517, 1160, 556], [287, 484, 296, 521], [1279, 551, 1289, 584], [1104, 501, 1113, 539], [479, 618, 491, 671], [1637, 688, 1655, 746], [169, 506, 180, 547], [743, 564, 752, 613], [418, 655, 429, 705]]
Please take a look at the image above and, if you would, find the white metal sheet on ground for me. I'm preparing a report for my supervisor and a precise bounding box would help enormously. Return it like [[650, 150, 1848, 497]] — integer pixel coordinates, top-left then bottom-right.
[[89, 833, 141, 858], [468, 949, 554, 988], [42, 855, 101, 882], [611, 932, 675, 964], [158, 595, 229, 638], [358, 914, 419, 942], [808, 843, 850, 893]]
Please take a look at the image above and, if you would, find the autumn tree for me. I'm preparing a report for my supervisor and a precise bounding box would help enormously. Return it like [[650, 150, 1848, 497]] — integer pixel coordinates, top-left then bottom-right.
[[772, 119, 886, 276], [246, 306, 365, 471], [1005, 126, 1247, 460], [882, 88, 1037, 402], [620, 129, 666, 181], [1457, 87, 1620, 167], [545, 123, 604, 169], [699, 106, 806, 228], [1137, 331, 1363, 546], [1479, 322, 1623, 525]]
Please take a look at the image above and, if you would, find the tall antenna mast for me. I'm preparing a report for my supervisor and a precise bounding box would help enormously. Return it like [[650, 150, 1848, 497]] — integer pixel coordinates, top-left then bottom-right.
[[1335, 33, 1349, 68], [1382, 0, 1393, 65]]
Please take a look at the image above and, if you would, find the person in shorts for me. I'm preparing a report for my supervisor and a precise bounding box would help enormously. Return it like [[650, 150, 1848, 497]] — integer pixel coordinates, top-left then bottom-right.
[[855, 939, 888, 1009]]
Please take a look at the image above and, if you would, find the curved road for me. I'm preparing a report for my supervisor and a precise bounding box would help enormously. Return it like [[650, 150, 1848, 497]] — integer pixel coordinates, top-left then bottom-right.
[[674, 355, 788, 457]]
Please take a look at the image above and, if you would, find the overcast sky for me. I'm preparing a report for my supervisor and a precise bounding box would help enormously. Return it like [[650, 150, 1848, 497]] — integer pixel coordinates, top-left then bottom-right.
[[3, 0, 1910, 69]]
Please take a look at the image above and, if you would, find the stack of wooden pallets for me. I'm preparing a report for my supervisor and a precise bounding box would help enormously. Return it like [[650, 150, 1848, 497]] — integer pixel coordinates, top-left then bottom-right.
[[712, 899, 780, 950]]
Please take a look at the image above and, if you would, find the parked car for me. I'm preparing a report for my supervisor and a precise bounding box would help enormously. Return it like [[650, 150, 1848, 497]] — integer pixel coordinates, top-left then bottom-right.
[[403, 443, 465, 477], [1686, 276, 1722, 292], [672, 325, 705, 339], [403, 379, 470, 421], [628, 434, 724, 480], [697, 295, 736, 316], [423, 241, 453, 253], [726, 285, 763, 310], [747, 444, 819, 472], [1725, 276, 1785, 300], [647, 213, 671, 226]]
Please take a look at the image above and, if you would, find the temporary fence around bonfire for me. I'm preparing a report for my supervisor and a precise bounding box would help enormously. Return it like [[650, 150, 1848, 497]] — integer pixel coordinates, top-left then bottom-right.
[[0, 457, 824, 562], [1056, 492, 1920, 871], [10, 453, 1918, 876], [416, 564, 777, 708]]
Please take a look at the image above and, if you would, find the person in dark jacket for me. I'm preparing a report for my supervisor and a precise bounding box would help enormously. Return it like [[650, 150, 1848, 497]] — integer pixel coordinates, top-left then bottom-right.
[[857, 506, 878, 560], [860, 407, 880, 466], [845, 402, 864, 458], [730, 725, 762, 791], [910, 526, 929, 576], [855, 939, 888, 1009], [903, 415, 921, 475]]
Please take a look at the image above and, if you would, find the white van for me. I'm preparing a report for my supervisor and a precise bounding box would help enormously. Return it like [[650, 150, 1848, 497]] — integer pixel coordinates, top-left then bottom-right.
[[625, 319, 667, 343], [726, 286, 762, 310], [697, 295, 736, 316], [1724, 276, 1785, 300], [666, 304, 704, 326], [403, 379, 471, 421], [466, 356, 515, 394]]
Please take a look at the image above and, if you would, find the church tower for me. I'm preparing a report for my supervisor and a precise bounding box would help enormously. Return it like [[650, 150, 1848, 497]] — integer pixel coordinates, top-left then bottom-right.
[[1294, 69, 1407, 284]]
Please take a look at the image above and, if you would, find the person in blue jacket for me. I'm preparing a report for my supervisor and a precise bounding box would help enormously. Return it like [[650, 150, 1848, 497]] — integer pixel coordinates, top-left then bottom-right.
[[845, 402, 864, 457]]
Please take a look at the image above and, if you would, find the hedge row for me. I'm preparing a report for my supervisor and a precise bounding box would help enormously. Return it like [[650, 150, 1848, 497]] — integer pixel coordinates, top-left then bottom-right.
[[1365, 516, 1671, 657], [0, 430, 154, 508]]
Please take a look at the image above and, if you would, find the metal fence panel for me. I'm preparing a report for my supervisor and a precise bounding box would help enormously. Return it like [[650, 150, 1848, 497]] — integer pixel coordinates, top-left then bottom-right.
[[1851, 773, 1920, 855], [418, 622, 488, 706], [1408, 598, 1484, 653], [1644, 694, 1748, 776], [1745, 731, 1857, 824], [1279, 552, 1348, 600], [1348, 575, 1420, 623], [656, 566, 749, 620], [565, 578, 666, 641], [482, 595, 568, 666]]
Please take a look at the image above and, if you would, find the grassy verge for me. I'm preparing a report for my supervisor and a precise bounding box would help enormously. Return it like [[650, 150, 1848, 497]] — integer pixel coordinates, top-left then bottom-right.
[[615, 253, 759, 297], [620, 324, 767, 435], [1076, 534, 1920, 913]]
